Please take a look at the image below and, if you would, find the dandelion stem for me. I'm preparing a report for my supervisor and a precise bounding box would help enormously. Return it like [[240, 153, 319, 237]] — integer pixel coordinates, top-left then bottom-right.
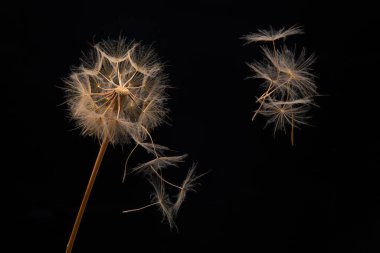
[[66, 137, 110, 253]]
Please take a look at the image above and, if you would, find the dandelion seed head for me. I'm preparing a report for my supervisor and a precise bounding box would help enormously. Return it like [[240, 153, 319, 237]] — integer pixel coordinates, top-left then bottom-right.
[[65, 38, 169, 144]]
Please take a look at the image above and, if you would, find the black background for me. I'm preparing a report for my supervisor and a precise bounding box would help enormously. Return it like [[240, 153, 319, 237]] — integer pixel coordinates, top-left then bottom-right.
[[3, 0, 380, 252]]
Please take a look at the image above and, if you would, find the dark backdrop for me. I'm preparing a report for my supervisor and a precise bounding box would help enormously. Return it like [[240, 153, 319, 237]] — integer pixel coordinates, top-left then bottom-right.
[[3, 0, 379, 252]]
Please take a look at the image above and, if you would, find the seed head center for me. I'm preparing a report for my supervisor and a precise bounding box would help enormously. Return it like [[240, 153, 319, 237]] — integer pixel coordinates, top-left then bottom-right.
[[115, 86, 130, 95]]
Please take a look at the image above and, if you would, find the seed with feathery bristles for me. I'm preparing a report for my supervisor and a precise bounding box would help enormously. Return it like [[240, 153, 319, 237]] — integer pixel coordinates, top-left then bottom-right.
[[242, 25, 303, 43], [243, 26, 319, 145]]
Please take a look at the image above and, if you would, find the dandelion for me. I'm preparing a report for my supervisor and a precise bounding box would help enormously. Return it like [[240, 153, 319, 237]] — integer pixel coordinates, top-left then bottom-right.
[[243, 26, 318, 145], [65, 40, 167, 145], [64, 38, 197, 253]]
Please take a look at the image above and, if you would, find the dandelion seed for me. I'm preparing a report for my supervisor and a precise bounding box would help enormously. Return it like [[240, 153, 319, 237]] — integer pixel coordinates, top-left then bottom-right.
[[130, 154, 188, 174], [260, 46, 317, 99], [244, 26, 319, 145], [172, 164, 199, 216], [149, 177, 177, 230], [242, 25, 303, 43], [260, 98, 312, 134]]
